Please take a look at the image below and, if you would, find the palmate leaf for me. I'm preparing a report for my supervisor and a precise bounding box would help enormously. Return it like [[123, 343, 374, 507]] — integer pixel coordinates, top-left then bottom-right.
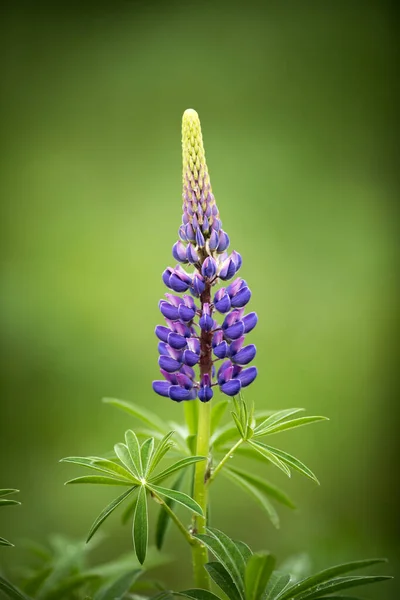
[[264, 572, 291, 599], [155, 472, 185, 550], [254, 408, 305, 434], [261, 445, 319, 484], [0, 576, 29, 600], [245, 552, 276, 600], [223, 468, 280, 529], [148, 432, 176, 474], [0, 499, 21, 506], [90, 456, 137, 481], [247, 441, 291, 477], [195, 527, 246, 600], [126, 430, 144, 477], [254, 416, 328, 438], [0, 489, 20, 498], [204, 562, 241, 600], [60, 456, 138, 484], [149, 484, 203, 516], [114, 443, 140, 478], [93, 569, 142, 600], [86, 487, 137, 543], [65, 476, 133, 486], [278, 558, 388, 600], [133, 486, 148, 565], [235, 540, 253, 564], [141, 438, 155, 476], [226, 466, 296, 509], [103, 397, 168, 434], [149, 456, 206, 485]]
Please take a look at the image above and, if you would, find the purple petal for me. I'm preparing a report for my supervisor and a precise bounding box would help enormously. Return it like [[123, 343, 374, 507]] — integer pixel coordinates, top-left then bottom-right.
[[226, 278, 243, 297], [201, 257, 217, 279], [185, 223, 195, 241], [229, 336, 245, 355], [180, 365, 195, 379], [164, 293, 184, 307], [217, 230, 230, 253], [187, 338, 200, 354], [152, 381, 171, 397], [220, 379, 241, 396], [178, 226, 187, 241], [212, 330, 224, 347], [198, 386, 213, 402], [199, 314, 214, 332], [167, 332, 188, 350], [192, 273, 206, 296], [178, 304, 196, 322], [159, 301, 179, 321], [169, 274, 190, 293], [182, 349, 200, 367], [217, 360, 234, 384], [215, 293, 231, 313], [208, 229, 219, 251], [196, 228, 205, 248], [162, 268, 173, 288], [231, 251, 242, 271], [158, 342, 169, 355], [158, 355, 181, 373], [172, 241, 188, 263], [187, 244, 199, 264], [243, 312, 258, 333], [231, 286, 251, 308], [175, 373, 194, 389], [237, 366, 258, 387], [224, 321, 245, 341], [169, 386, 192, 402], [155, 325, 170, 342], [214, 341, 229, 359], [231, 344, 256, 365]]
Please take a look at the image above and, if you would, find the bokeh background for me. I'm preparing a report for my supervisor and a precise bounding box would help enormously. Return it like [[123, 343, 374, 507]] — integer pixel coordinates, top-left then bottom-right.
[[0, 0, 398, 597]]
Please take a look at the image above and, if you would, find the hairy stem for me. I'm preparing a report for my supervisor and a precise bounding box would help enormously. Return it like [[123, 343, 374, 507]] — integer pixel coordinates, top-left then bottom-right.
[[208, 438, 244, 484]]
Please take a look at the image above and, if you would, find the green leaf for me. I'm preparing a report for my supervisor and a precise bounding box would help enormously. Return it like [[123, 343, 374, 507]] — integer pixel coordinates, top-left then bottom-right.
[[140, 438, 155, 476], [254, 408, 305, 434], [0, 499, 21, 506], [65, 476, 133, 486], [264, 571, 291, 599], [247, 441, 291, 477], [86, 487, 136, 542], [41, 573, 101, 600], [234, 540, 252, 564], [114, 443, 139, 478], [150, 456, 206, 484], [186, 434, 197, 455], [231, 412, 245, 438], [255, 416, 328, 437], [121, 495, 138, 525], [133, 485, 148, 564], [211, 400, 229, 434], [61, 455, 138, 482], [173, 591, 222, 600], [155, 472, 185, 550], [0, 576, 29, 600], [94, 569, 142, 600], [195, 527, 246, 599], [0, 536, 13, 547], [223, 468, 280, 529], [205, 562, 241, 600], [103, 397, 168, 433], [279, 559, 388, 600], [149, 484, 203, 516], [245, 553, 276, 600], [0, 489, 19, 498], [293, 575, 392, 599], [125, 430, 143, 477], [148, 431, 176, 474], [227, 466, 296, 509], [89, 456, 137, 481], [261, 445, 319, 484]]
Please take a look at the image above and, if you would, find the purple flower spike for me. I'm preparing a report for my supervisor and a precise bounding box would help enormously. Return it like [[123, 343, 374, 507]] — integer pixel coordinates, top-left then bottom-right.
[[237, 366, 258, 387], [152, 381, 171, 397], [231, 344, 256, 365], [172, 241, 188, 263], [202, 257, 217, 279], [158, 355, 181, 373], [220, 379, 241, 396], [242, 312, 258, 333], [153, 110, 259, 401]]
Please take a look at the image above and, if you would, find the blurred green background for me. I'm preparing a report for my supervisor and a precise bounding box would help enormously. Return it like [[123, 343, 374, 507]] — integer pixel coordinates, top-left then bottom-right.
[[0, 0, 398, 597]]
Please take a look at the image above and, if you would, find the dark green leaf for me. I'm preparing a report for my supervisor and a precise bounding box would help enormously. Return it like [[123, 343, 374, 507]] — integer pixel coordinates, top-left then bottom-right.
[[93, 569, 142, 600], [148, 432, 176, 474], [211, 401, 229, 434], [0, 576, 29, 600], [293, 575, 392, 599], [231, 412, 245, 438], [133, 486, 148, 564], [196, 527, 246, 599], [260, 445, 319, 484], [255, 416, 328, 437], [149, 484, 203, 516], [121, 495, 138, 525], [247, 441, 291, 477], [125, 430, 143, 477], [223, 468, 280, 529], [254, 408, 304, 434], [173, 589, 222, 599], [205, 562, 241, 600], [65, 475, 133, 486], [279, 559, 388, 600], [0, 536, 13, 546], [0, 489, 19, 498], [245, 553, 276, 600], [150, 456, 206, 484], [0, 499, 21, 506], [103, 397, 168, 433], [234, 540, 253, 564], [226, 466, 296, 508], [140, 438, 155, 476], [86, 487, 136, 542], [155, 472, 185, 550], [264, 571, 291, 599]]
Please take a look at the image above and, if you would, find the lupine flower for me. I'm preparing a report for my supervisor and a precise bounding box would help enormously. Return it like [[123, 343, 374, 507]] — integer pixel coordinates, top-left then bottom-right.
[[153, 109, 258, 402]]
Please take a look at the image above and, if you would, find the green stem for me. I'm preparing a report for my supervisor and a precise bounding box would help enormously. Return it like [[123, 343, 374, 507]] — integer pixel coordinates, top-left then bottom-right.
[[208, 438, 244, 484], [191, 399, 212, 589], [184, 401, 198, 436], [151, 490, 195, 546]]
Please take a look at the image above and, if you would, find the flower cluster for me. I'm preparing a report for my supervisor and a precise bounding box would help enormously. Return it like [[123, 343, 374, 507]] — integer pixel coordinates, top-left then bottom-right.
[[153, 109, 257, 402]]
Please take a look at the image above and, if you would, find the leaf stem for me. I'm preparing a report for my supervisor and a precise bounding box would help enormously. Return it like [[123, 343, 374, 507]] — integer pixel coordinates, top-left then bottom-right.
[[209, 438, 244, 483], [151, 490, 196, 546]]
